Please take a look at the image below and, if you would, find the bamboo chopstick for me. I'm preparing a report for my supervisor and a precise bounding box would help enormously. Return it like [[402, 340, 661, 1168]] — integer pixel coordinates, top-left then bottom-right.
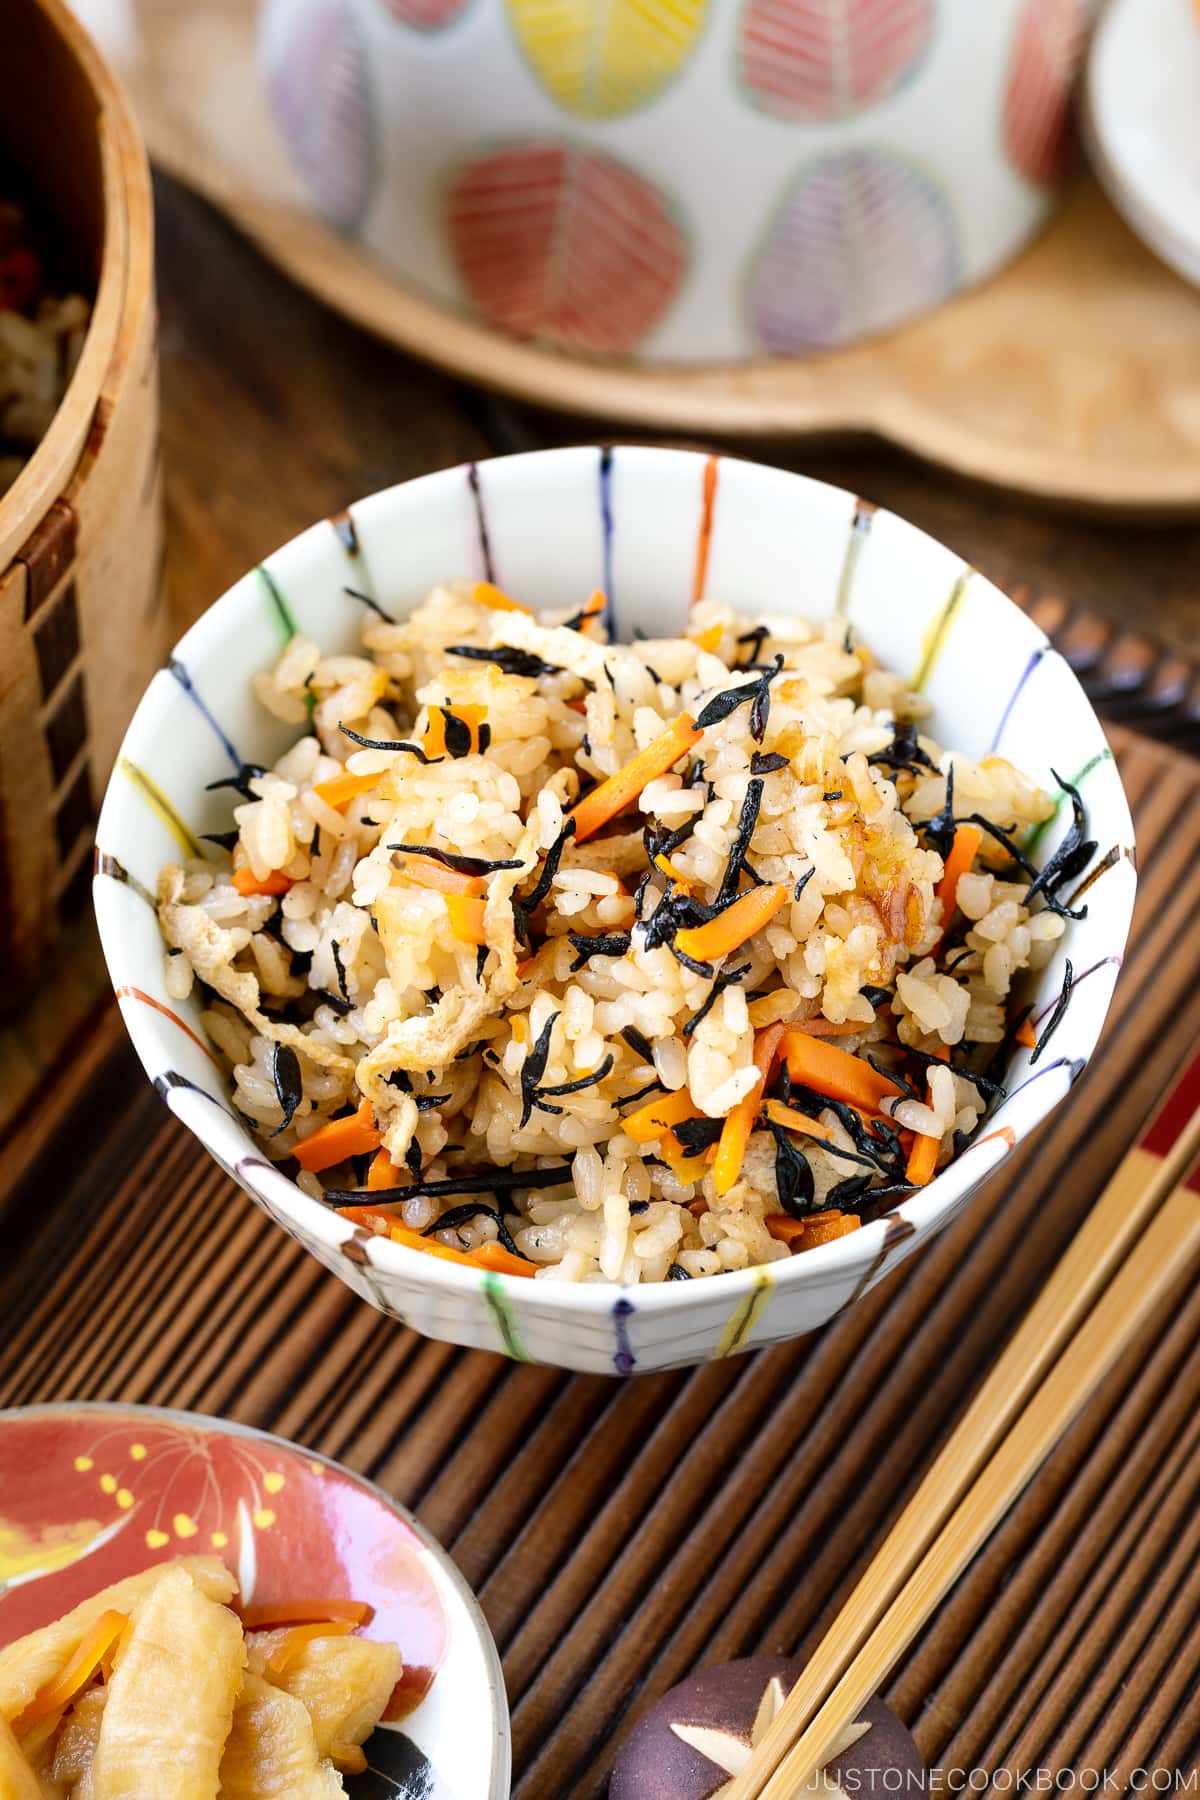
[[725, 1046, 1200, 1800]]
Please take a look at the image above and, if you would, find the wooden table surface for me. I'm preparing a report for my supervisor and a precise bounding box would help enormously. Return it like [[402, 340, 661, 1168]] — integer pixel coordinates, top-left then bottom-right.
[[2, 171, 1200, 1798]]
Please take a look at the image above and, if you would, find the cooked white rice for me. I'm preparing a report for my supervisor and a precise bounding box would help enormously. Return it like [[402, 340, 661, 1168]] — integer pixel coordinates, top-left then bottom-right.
[[157, 581, 1073, 1285]]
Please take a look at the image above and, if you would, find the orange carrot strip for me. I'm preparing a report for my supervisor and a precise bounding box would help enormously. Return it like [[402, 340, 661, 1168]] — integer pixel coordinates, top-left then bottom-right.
[[394, 854, 484, 898], [779, 1031, 902, 1113], [232, 866, 293, 897], [470, 1241, 537, 1278], [690, 622, 723, 654], [570, 713, 702, 843], [789, 1016, 871, 1038], [1016, 1016, 1038, 1050], [425, 703, 487, 758], [676, 884, 790, 965], [337, 1204, 400, 1234], [934, 823, 983, 945], [474, 580, 531, 614], [623, 1087, 699, 1146], [653, 852, 692, 892], [16, 1610, 128, 1730], [765, 1214, 812, 1246], [803, 1212, 861, 1248], [445, 894, 488, 944], [294, 1099, 380, 1173], [760, 1100, 836, 1143], [713, 1021, 789, 1196], [578, 588, 607, 634], [312, 769, 379, 811], [267, 1620, 356, 1677], [240, 1599, 373, 1631], [906, 1130, 941, 1186], [367, 1150, 403, 1191], [387, 1222, 481, 1270], [765, 1209, 860, 1251]]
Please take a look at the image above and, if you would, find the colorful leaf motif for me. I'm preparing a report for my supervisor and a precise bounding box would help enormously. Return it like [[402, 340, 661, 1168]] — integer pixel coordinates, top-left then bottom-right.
[[738, 0, 934, 122], [506, 0, 708, 119], [381, 0, 471, 26], [263, 0, 375, 232], [1003, 0, 1086, 187], [446, 142, 688, 353], [747, 148, 961, 352]]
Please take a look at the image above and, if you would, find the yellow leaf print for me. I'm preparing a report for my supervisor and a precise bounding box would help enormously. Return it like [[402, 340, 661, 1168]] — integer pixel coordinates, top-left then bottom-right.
[[507, 0, 708, 118], [0, 1516, 110, 1590]]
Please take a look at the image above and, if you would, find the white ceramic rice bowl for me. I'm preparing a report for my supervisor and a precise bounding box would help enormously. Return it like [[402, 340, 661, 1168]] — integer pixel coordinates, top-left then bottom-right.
[[94, 448, 1135, 1375]]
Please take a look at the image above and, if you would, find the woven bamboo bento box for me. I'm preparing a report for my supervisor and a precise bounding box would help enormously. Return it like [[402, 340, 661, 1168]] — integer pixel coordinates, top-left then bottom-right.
[[0, 0, 165, 1006]]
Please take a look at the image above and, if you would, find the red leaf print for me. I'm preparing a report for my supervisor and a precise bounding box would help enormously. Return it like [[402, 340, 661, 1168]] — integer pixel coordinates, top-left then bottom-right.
[[1003, 0, 1087, 187], [738, 0, 934, 123], [381, 0, 471, 26], [446, 141, 688, 354]]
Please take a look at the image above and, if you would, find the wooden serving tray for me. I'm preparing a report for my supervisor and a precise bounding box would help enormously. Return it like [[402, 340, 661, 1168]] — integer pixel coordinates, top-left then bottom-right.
[[2, 720, 1198, 1795], [78, 0, 1200, 515]]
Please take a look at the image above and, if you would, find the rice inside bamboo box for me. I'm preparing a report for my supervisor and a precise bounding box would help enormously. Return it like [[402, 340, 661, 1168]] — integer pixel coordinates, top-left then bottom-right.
[[0, 0, 167, 1007]]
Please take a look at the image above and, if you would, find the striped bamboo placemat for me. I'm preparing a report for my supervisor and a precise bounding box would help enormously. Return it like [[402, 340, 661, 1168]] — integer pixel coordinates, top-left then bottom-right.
[[1, 721, 1199, 1796]]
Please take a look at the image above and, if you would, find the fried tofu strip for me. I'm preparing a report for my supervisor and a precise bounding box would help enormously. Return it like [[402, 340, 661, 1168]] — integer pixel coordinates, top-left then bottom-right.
[[0, 1709, 44, 1799], [218, 1672, 343, 1799], [0, 1558, 236, 1723], [85, 1566, 244, 1800], [246, 1632, 403, 1759]]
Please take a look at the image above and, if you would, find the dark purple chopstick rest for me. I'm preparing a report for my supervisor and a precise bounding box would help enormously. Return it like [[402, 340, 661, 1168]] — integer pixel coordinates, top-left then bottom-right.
[[609, 1658, 924, 1799]]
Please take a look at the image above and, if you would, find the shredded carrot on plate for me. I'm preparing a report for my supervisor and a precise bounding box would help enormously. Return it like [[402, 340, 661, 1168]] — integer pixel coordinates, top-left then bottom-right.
[[311, 769, 379, 811], [240, 1599, 373, 1631], [294, 1099, 380, 1173], [570, 713, 702, 843], [1015, 1016, 1038, 1050], [675, 883, 790, 965], [16, 1609, 128, 1731], [778, 1030, 902, 1114], [232, 866, 293, 898], [690, 622, 723, 654]]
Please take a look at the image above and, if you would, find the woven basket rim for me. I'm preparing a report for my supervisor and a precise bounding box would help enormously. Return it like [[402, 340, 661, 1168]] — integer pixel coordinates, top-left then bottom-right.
[[0, 0, 153, 571]]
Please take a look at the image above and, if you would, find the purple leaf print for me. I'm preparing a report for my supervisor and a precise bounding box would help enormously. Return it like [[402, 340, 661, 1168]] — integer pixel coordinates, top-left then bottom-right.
[[748, 148, 961, 353], [263, 0, 375, 233]]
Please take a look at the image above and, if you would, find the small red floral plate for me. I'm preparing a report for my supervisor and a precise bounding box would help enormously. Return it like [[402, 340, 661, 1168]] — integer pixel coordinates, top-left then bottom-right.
[[0, 1403, 509, 1798]]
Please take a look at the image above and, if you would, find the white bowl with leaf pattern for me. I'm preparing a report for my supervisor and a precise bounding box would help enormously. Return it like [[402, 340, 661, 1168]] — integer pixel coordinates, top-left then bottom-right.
[[94, 447, 1135, 1375], [258, 0, 1096, 362]]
